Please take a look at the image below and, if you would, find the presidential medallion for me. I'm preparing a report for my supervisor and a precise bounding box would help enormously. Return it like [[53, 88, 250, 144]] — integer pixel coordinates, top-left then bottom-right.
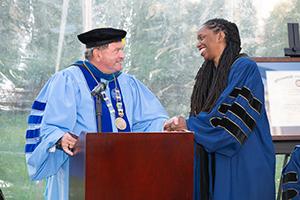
[[115, 117, 127, 130]]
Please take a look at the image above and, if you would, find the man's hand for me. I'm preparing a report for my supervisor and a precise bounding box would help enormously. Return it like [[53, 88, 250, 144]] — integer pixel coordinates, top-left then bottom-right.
[[163, 116, 188, 131], [60, 132, 78, 156]]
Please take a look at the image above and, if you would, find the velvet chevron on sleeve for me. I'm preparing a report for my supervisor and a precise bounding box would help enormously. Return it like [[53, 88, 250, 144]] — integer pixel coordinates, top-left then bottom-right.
[[281, 146, 300, 200]]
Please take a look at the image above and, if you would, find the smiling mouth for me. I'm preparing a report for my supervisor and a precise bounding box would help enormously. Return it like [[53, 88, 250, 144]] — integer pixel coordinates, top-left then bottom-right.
[[199, 48, 206, 56]]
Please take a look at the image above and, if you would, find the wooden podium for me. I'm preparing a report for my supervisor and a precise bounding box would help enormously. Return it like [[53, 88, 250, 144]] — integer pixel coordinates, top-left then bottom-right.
[[69, 132, 194, 200]]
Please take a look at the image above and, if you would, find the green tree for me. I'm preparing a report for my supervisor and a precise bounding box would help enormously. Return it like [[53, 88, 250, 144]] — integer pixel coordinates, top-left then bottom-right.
[[260, 0, 300, 56], [23, 0, 83, 97], [235, 0, 258, 56], [0, 0, 32, 88]]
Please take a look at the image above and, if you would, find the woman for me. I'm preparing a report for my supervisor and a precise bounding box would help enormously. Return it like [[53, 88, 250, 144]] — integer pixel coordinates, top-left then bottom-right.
[[164, 18, 275, 200]]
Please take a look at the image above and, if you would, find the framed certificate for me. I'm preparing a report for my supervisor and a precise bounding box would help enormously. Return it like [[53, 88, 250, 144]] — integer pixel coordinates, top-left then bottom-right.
[[254, 57, 300, 135]]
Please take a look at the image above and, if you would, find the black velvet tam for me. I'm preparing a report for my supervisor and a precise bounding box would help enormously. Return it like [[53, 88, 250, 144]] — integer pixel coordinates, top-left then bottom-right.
[[77, 28, 126, 48]]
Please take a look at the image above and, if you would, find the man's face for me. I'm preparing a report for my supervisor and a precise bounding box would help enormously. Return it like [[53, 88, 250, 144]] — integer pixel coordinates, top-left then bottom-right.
[[97, 41, 125, 74]]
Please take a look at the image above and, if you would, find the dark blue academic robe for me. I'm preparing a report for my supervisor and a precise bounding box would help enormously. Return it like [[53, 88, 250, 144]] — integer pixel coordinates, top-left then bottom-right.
[[281, 145, 300, 200], [187, 57, 275, 200]]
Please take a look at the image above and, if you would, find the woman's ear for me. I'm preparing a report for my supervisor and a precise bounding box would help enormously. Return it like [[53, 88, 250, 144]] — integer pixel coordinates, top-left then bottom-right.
[[217, 31, 226, 43]]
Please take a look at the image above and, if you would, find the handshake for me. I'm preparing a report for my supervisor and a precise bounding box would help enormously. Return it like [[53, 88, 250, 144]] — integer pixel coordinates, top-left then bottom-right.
[[163, 116, 188, 131]]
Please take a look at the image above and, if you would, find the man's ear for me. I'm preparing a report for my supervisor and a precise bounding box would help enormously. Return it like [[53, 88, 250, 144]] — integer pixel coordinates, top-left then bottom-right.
[[93, 48, 102, 61]]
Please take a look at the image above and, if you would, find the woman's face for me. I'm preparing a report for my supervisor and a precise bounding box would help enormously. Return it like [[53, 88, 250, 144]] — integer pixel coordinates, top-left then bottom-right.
[[196, 25, 226, 66]]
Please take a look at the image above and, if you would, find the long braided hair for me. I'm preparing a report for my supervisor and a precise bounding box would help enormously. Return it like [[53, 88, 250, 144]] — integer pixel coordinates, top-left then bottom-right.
[[190, 18, 243, 115]]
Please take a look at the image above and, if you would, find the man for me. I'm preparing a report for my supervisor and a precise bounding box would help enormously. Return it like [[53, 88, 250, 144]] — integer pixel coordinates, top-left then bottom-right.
[[164, 18, 275, 200], [25, 28, 168, 199]]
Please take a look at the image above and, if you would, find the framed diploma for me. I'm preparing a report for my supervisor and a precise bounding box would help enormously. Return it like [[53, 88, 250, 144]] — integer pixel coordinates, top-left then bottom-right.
[[254, 57, 300, 135]]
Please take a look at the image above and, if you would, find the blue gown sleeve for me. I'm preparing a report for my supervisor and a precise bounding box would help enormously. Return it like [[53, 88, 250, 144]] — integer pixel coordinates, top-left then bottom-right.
[[25, 71, 80, 180], [281, 145, 300, 200], [187, 58, 266, 157], [128, 77, 169, 132]]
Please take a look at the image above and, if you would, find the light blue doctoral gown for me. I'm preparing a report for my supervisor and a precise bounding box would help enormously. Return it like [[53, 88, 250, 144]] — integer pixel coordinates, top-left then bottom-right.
[[25, 61, 168, 199]]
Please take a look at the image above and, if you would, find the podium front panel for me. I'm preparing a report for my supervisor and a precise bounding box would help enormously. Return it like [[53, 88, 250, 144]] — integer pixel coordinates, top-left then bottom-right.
[[70, 132, 194, 200]]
